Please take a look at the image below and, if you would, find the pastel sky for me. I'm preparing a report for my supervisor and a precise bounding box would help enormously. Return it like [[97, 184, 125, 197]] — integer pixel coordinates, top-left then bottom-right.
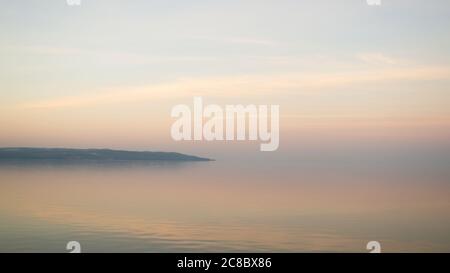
[[1, 0, 450, 159]]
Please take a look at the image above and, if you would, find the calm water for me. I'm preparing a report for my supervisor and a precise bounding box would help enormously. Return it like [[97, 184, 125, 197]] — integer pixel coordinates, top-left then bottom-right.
[[0, 158, 449, 252]]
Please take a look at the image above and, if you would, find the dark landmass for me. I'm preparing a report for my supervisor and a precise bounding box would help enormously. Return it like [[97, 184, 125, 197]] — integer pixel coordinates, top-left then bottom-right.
[[0, 148, 212, 162]]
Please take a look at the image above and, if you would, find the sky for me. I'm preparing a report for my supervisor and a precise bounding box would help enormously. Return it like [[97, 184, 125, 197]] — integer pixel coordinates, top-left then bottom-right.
[[1, 0, 450, 159]]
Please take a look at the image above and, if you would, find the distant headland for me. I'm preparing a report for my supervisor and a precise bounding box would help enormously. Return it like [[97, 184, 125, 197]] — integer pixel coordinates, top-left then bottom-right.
[[0, 148, 212, 162]]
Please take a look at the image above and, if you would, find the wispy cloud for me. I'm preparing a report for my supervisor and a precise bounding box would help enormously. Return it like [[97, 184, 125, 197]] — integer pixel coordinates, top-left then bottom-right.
[[356, 52, 398, 65], [19, 65, 450, 109], [11, 45, 218, 64], [187, 35, 279, 46]]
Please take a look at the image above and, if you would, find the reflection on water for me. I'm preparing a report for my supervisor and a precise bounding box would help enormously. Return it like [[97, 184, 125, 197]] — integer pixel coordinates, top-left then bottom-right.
[[0, 159, 449, 252]]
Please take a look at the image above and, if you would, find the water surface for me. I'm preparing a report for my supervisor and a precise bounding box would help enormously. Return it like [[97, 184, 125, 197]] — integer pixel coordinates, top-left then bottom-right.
[[0, 159, 449, 252]]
